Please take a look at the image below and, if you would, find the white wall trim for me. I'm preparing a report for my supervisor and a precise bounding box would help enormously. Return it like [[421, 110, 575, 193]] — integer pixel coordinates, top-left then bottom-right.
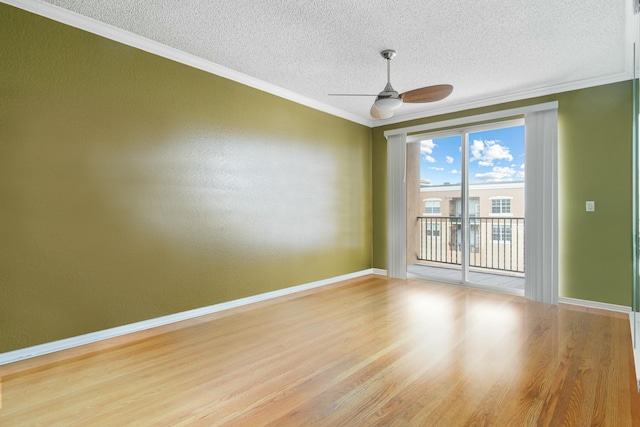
[[2, 0, 370, 127], [376, 270, 631, 313], [629, 313, 640, 386], [560, 297, 631, 313], [0, 269, 375, 366], [374, 74, 629, 127]]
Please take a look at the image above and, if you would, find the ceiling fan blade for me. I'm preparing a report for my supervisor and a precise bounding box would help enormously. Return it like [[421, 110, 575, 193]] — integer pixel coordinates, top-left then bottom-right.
[[401, 84, 453, 103], [370, 104, 394, 120], [328, 93, 378, 97]]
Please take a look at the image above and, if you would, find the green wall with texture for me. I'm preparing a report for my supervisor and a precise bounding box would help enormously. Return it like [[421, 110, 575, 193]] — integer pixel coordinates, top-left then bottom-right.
[[0, 4, 372, 353], [1, 2, 634, 355], [372, 82, 633, 306]]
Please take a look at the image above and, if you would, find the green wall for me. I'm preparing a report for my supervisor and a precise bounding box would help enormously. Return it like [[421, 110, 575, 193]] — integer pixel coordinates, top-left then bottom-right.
[[0, 4, 372, 353], [1, 2, 634, 355], [372, 82, 634, 306]]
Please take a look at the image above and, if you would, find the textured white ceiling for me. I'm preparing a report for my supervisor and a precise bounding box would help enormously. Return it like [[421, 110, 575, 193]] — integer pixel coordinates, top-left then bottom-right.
[[33, 0, 638, 125]]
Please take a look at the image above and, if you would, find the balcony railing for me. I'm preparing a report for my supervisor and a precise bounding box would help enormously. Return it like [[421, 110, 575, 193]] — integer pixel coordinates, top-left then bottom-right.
[[417, 216, 525, 273]]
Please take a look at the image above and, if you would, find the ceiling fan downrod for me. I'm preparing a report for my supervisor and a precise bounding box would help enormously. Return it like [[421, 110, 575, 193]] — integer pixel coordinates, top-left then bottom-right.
[[375, 49, 402, 110], [381, 49, 396, 86]]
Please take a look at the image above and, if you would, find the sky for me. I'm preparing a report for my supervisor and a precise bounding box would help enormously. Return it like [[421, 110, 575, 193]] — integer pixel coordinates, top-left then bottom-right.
[[419, 125, 525, 185]]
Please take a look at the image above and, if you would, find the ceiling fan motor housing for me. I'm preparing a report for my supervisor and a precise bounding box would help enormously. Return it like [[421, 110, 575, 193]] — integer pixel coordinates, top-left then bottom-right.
[[375, 82, 403, 110]]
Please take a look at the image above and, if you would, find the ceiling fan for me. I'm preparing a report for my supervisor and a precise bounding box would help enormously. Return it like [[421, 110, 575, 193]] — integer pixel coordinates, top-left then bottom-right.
[[330, 50, 453, 119]]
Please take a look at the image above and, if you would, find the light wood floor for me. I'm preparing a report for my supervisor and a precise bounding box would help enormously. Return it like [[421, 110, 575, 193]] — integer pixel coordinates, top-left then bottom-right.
[[1, 275, 639, 425]]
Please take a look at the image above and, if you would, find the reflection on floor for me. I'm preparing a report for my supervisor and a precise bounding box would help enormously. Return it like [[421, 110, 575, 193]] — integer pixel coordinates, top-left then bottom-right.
[[407, 264, 524, 290]]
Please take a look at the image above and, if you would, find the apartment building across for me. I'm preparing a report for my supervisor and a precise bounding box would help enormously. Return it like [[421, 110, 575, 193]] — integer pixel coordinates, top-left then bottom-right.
[[411, 181, 525, 275]]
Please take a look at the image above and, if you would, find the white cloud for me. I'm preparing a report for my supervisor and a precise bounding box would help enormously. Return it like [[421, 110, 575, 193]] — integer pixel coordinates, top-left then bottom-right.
[[470, 139, 513, 166], [446, 156, 454, 164], [470, 140, 484, 160], [474, 166, 516, 182], [420, 140, 437, 163], [421, 139, 436, 154], [450, 169, 459, 174], [520, 163, 525, 169], [429, 167, 444, 171], [484, 142, 513, 162]]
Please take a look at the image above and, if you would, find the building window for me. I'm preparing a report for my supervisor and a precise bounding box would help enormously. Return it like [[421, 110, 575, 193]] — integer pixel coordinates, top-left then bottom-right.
[[492, 224, 512, 242], [424, 199, 441, 215], [491, 198, 511, 215], [469, 198, 480, 217], [427, 222, 441, 237], [451, 197, 479, 217]]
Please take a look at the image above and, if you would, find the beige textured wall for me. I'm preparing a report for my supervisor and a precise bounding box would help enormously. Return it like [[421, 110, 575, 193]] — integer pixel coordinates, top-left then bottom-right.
[[0, 4, 372, 352]]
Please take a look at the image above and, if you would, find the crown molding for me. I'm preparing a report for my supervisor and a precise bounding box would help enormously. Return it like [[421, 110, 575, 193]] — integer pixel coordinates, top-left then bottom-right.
[[2, 0, 636, 130], [374, 71, 632, 128], [2, 0, 372, 127]]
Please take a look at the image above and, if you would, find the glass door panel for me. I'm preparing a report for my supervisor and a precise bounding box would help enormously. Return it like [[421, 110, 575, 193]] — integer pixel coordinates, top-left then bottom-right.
[[467, 125, 525, 291], [412, 134, 463, 283]]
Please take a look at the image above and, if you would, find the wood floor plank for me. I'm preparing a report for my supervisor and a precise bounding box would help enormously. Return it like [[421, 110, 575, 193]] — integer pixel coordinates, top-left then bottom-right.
[[0, 275, 638, 425]]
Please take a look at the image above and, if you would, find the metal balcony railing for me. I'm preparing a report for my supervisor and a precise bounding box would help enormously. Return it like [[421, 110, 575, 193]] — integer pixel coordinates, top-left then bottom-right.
[[417, 216, 525, 273]]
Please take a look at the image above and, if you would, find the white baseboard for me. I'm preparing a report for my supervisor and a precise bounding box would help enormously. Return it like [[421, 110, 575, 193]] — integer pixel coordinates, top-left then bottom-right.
[[371, 269, 633, 315], [628, 313, 640, 386], [0, 269, 375, 366], [4, 270, 628, 367], [559, 296, 631, 313]]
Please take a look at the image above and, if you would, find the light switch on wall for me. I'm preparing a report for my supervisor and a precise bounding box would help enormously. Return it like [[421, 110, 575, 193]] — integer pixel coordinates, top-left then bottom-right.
[[586, 201, 595, 212]]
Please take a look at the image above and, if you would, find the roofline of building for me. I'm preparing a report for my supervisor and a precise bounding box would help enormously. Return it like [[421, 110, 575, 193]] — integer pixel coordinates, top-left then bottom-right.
[[420, 181, 525, 191]]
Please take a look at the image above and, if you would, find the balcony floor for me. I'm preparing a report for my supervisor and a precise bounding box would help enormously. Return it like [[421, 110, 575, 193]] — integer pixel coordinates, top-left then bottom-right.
[[407, 264, 524, 291]]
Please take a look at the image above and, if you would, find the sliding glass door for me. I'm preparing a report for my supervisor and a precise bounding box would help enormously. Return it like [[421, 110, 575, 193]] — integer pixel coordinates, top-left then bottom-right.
[[408, 120, 525, 292]]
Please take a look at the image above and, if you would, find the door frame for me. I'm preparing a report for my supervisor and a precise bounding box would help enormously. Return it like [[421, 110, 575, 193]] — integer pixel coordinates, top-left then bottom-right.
[[385, 102, 558, 304]]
